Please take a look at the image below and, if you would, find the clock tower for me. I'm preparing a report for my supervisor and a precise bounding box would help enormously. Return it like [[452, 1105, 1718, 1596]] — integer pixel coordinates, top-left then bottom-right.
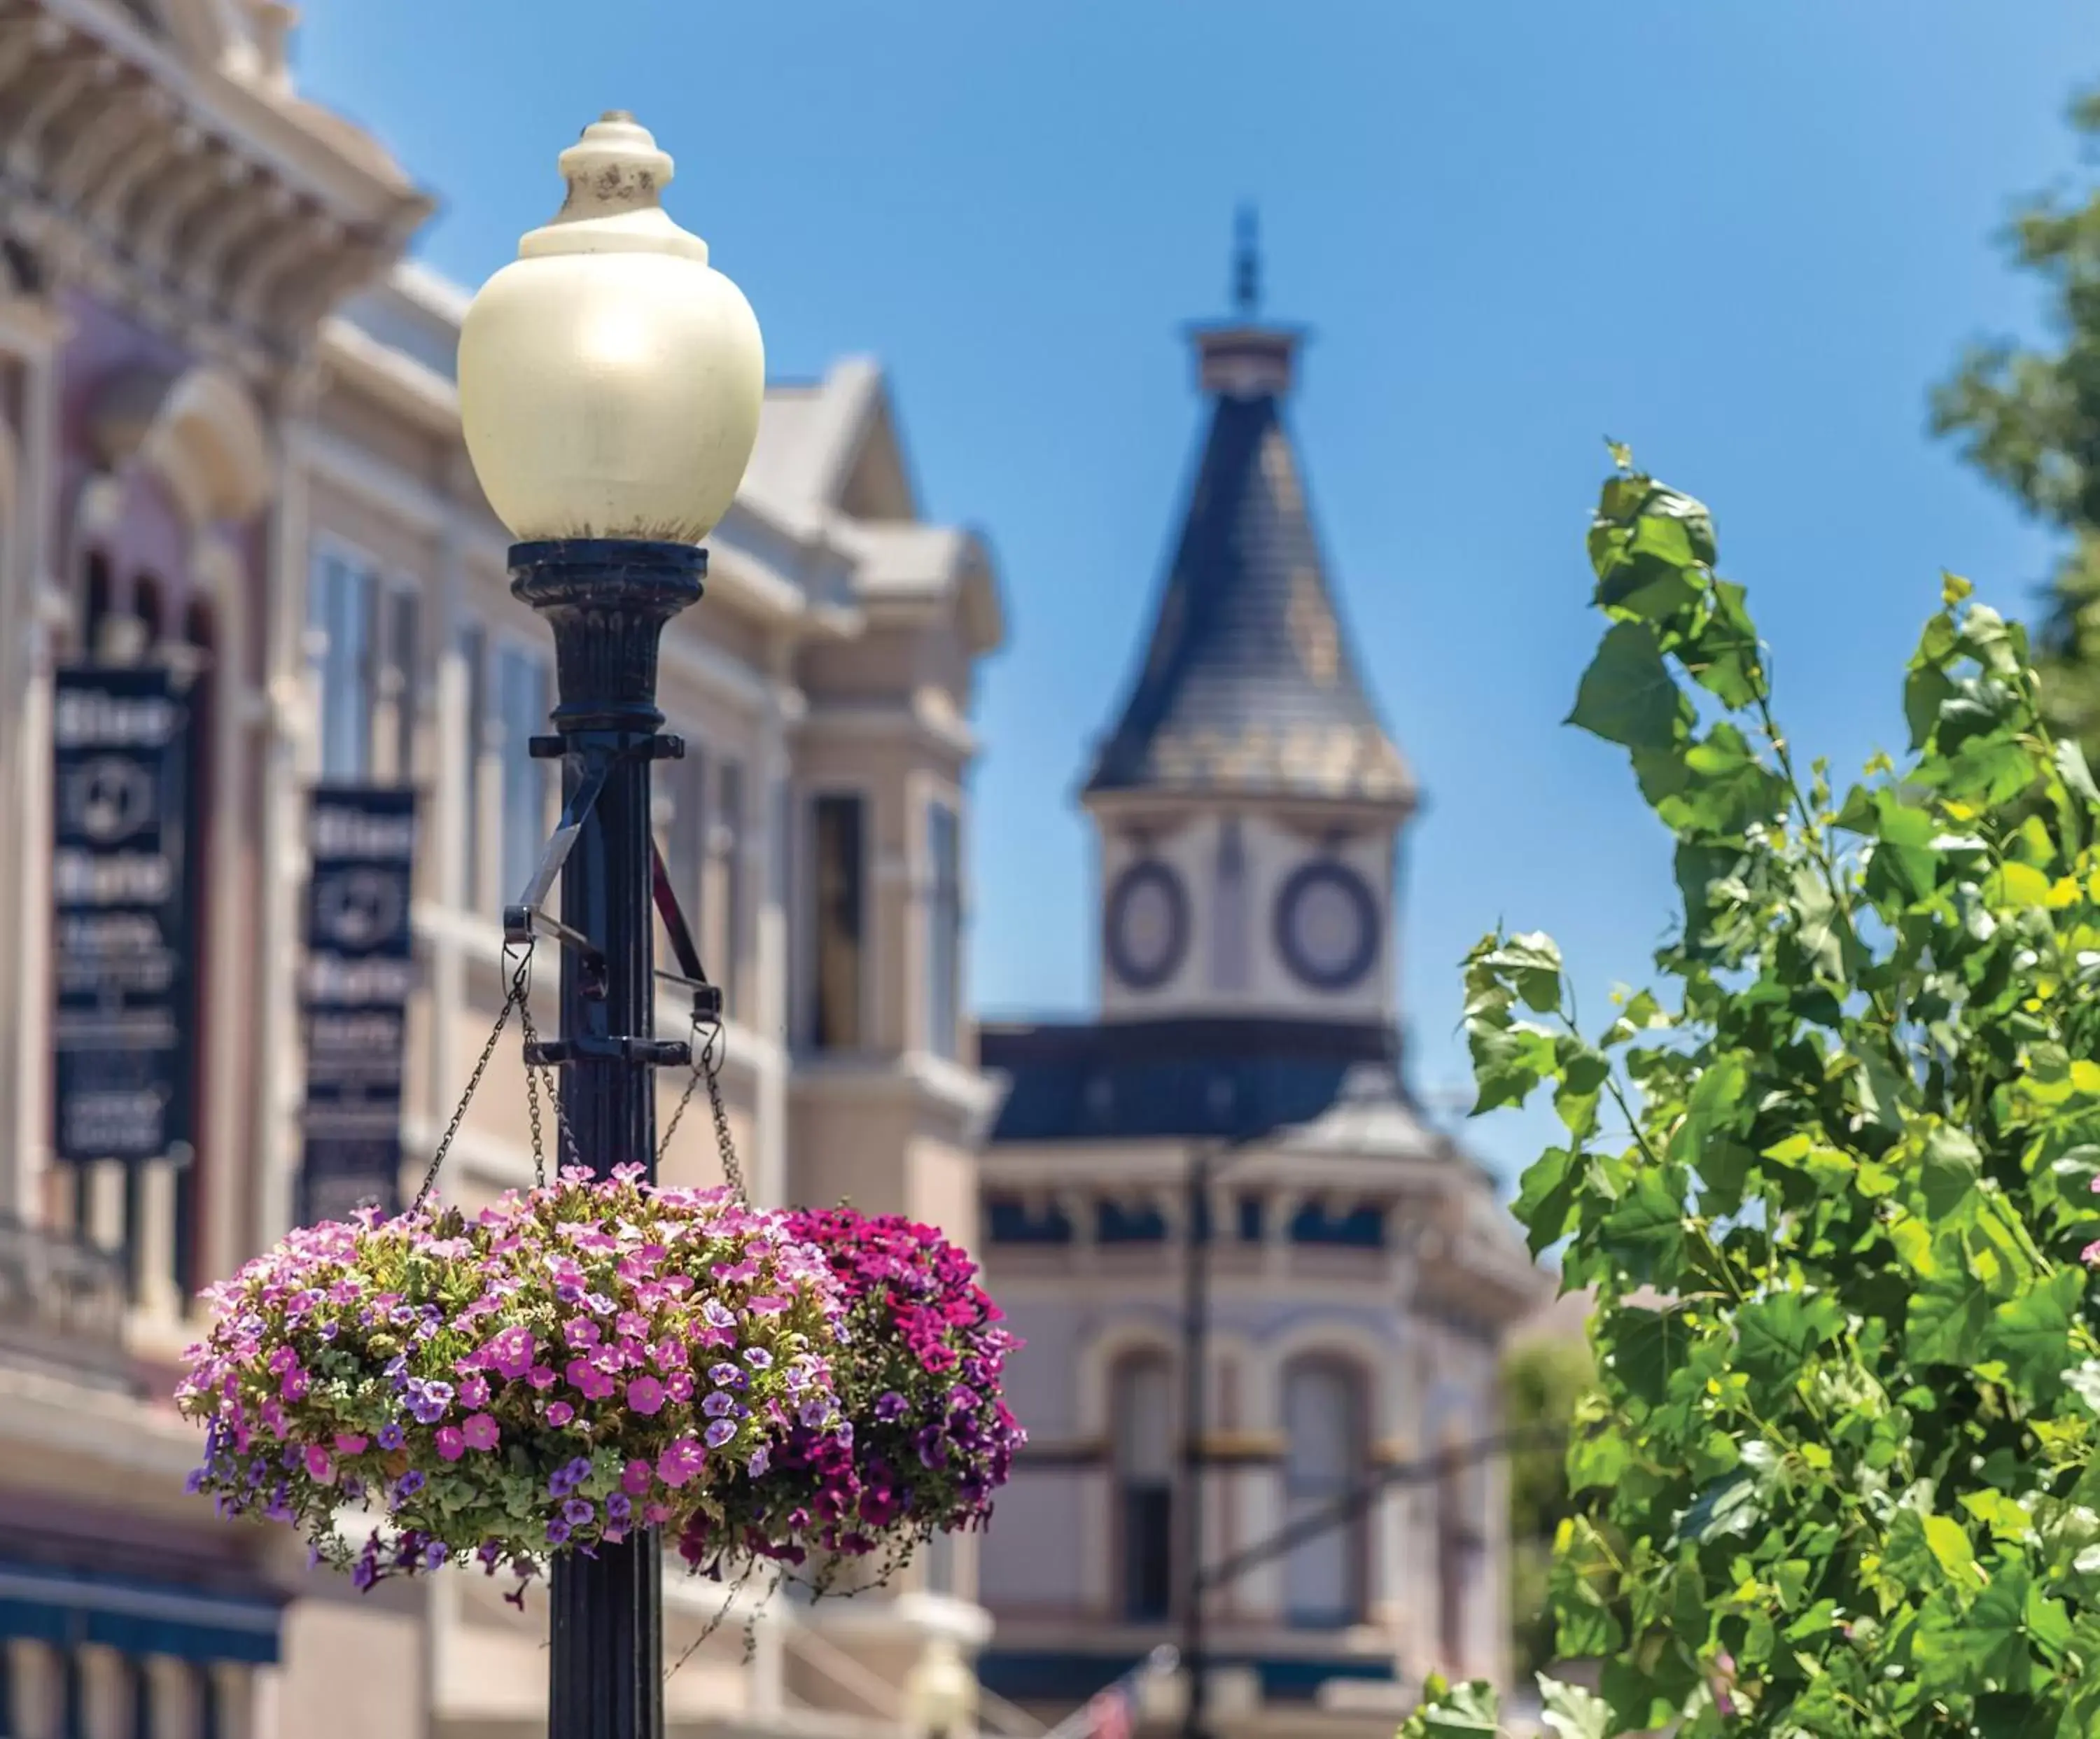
[[1085, 222, 1413, 1025], [974, 222, 1545, 1726]]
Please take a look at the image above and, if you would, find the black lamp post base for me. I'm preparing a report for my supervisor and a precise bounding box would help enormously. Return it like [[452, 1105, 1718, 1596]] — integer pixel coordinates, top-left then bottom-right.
[[550, 1537, 664, 1739]]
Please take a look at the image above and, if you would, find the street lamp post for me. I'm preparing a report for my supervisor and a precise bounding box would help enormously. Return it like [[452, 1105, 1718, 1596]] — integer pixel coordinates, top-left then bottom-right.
[[456, 113, 764, 1739]]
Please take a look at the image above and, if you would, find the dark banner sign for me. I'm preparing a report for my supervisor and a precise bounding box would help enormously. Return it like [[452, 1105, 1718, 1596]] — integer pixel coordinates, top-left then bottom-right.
[[51, 666, 194, 1166], [298, 786, 417, 1226]]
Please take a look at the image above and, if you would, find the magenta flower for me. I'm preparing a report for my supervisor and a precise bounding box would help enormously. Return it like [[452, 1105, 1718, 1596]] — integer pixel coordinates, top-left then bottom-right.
[[626, 1377, 666, 1416], [566, 1359, 616, 1402], [622, 1458, 654, 1497], [459, 1375, 490, 1409], [657, 1438, 706, 1488], [547, 1402, 575, 1427], [435, 1427, 466, 1463], [462, 1414, 500, 1452], [528, 1364, 557, 1391], [303, 1446, 335, 1483], [334, 1432, 370, 1455], [483, 1326, 536, 1381]]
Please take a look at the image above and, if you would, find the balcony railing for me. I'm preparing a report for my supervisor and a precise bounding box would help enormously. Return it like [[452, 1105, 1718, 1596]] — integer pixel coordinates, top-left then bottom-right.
[[0, 1209, 138, 1390]]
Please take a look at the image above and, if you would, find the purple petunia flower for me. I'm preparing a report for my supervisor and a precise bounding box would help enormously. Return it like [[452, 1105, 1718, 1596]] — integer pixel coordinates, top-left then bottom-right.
[[701, 1391, 736, 1419], [746, 1445, 770, 1479], [874, 1391, 908, 1422], [378, 1423, 406, 1451], [606, 1492, 633, 1523], [703, 1418, 737, 1449], [743, 1346, 774, 1369], [397, 1469, 426, 1496], [563, 1497, 595, 1527], [547, 1518, 571, 1546]]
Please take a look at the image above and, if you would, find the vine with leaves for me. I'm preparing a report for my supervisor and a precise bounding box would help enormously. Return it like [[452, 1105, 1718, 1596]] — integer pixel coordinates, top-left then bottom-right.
[[1404, 459, 2100, 1738]]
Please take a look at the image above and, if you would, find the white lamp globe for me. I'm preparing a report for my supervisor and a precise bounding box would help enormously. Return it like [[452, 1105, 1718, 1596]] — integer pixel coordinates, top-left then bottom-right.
[[457, 113, 764, 545]]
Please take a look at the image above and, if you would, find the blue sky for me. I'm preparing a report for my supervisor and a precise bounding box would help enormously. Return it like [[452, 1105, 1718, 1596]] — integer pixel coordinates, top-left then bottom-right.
[[302, 2, 2094, 1185]]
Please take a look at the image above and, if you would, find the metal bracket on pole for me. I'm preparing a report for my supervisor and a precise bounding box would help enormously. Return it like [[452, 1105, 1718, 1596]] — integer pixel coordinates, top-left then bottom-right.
[[501, 737, 672, 999], [649, 840, 723, 1024]]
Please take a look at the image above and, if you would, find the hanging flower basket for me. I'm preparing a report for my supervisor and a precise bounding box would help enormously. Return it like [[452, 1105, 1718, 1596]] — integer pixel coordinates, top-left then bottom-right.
[[677, 1207, 1024, 1579], [177, 1166, 853, 1589]]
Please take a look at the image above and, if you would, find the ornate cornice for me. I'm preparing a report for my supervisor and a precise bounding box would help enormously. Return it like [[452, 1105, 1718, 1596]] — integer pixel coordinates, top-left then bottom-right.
[[0, 0, 431, 375]]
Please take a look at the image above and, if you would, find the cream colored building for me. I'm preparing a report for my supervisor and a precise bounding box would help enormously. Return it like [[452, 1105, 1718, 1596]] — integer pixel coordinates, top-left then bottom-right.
[[0, 3, 1009, 1735]]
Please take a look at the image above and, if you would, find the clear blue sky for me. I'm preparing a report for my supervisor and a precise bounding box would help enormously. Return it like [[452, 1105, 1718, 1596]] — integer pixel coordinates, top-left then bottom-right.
[[302, 2, 2092, 1185]]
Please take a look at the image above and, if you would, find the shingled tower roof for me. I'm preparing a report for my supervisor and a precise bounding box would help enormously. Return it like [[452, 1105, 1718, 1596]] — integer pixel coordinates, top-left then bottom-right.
[[1084, 220, 1411, 808]]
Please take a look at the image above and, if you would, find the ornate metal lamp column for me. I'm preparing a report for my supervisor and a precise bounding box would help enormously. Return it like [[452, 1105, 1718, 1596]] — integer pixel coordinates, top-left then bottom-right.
[[456, 113, 764, 1739]]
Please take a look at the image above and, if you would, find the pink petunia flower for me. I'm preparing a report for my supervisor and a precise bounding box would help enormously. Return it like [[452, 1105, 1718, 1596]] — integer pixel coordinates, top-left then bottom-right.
[[435, 1427, 466, 1462], [462, 1413, 500, 1452], [622, 1458, 654, 1497], [547, 1402, 575, 1427], [626, 1377, 666, 1416], [334, 1432, 369, 1455], [303, 1445, 335, 1483], [657, 1437, 706, 1488], [483, 1325, 537, 1381]]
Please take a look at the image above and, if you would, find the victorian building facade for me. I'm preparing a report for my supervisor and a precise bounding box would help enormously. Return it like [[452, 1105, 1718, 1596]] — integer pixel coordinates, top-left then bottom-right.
[[974, 268, 1545, 1735], [0, 4, 1004, 1738]]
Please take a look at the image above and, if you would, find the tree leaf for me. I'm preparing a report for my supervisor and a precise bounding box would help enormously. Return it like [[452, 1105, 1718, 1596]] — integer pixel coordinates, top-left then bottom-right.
[[1567, 621, 1688, 752]]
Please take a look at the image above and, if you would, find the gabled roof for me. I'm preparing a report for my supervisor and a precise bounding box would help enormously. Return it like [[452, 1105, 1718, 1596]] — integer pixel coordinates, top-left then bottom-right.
[[743, 356, 1006, 657], [1083, 326, 1410, 807]]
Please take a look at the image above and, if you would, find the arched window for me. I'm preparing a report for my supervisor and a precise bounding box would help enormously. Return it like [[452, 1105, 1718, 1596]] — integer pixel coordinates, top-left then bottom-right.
[[1437, 1437, 1485, 1668], [82, 551, 112, 657], [133, 573, 164, 646], [1282, 1359, 1366, 1628], [1112, 1353, 1175, 1621]]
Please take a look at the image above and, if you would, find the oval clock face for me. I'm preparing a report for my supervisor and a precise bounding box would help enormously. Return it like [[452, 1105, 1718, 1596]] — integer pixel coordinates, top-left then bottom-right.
[[1275, 861, 1379, 991], [1105, 860, 1189, 990]]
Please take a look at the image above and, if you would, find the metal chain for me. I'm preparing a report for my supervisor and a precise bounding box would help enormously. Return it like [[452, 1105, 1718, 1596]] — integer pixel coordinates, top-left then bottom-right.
[[656, 1015, 747, 1203], [412, 944, 533, 1208], [513, 972, 584, 1183]]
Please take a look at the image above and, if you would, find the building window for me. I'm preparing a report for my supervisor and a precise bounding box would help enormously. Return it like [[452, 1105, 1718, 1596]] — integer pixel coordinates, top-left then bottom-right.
[[495, 644, 552, 907], [809, 793, 866, 1050], [310, 549, 374, 779], [1237, 1193, 1266, 1243], [1289, 1200, 1387, 1248], [456, 622, 486, 908], [986, 1195, 1074, 1245], [380, 586, 419, 781], [309, 549, 417, 782], [1113, 1354, 1175, 1621], [1436, 1453, 1487, 1672], [927, 799, 962, 1057], [1098, 1199, 1168, 1244], [716, 760, 745, 1012], [1282, 1360, 1366, 1628], [656, 735, 707, 947]]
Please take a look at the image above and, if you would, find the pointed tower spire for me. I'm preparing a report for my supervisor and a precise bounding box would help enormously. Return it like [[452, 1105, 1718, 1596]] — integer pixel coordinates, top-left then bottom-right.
[[1082, 223, 1411, 807], [1233, 204, 1261, 318]]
